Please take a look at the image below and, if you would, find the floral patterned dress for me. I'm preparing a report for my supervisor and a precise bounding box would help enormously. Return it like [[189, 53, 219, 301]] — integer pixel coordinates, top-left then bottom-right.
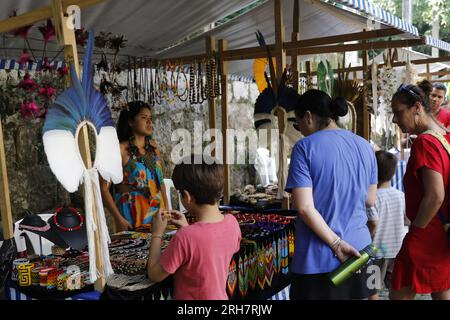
[[114, 142, 165, 228]]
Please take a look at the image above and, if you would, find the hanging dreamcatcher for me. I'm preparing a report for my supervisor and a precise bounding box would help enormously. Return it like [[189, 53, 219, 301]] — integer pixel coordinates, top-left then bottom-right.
[[42, 30, 123, 283], [377, 49, 399, 149]]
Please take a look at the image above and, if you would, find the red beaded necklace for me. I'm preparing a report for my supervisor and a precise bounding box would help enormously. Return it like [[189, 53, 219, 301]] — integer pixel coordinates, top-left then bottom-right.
[[53, 207, 84, 231]]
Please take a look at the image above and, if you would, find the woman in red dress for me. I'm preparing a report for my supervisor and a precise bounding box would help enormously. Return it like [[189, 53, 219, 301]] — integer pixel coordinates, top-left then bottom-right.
[[390, 80, 450, 300]]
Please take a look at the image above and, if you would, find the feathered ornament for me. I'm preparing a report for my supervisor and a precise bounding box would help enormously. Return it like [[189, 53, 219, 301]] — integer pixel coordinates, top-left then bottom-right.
[[42, 30, 122, 283], [254, 30, 301, 199]]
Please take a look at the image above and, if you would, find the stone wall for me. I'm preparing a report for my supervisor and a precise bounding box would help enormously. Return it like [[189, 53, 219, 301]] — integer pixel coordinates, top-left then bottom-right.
[[1, 114, 72, 221], [1, 70, 259, 221]]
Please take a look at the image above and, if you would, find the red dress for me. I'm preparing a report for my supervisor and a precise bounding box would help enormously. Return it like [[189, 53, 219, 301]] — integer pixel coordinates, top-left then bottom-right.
[[391, 134, 450, 293]]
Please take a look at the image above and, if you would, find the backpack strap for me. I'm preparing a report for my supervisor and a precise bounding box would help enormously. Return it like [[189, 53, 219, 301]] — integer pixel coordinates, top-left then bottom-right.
[[423, 130, 450, 155]]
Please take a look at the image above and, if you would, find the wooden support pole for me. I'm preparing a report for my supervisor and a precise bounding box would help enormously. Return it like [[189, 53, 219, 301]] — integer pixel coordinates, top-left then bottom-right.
[[219, 39, 230, 205], [291, 0, 300, 92], [305, 61, 312, 90], [206, 36, 217, 158], [0, 0, 106, 34], [274, 0, 286, 86], [362, 35, 370, 141], [426, 63, 431, 81], [0, 117, 13, 240], [52, 0, 105, 292], [274, 0, 289, 210]]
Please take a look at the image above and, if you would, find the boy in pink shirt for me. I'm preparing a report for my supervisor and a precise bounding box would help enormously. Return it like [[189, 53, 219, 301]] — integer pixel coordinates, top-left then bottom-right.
[[147, 155, 241, 300]]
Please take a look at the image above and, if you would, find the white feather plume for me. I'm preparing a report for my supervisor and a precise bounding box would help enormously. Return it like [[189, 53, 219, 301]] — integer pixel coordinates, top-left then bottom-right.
[[43, 130, 84, 193], [95, 126, 123, 185]]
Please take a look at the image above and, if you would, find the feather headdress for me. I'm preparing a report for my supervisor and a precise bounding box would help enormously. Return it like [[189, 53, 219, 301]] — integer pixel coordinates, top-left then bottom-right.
[[43, 30, 122, 282]]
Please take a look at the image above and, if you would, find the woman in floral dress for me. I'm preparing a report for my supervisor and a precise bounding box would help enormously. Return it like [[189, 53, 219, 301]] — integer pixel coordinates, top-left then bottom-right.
[[101, 101, 168, 231]]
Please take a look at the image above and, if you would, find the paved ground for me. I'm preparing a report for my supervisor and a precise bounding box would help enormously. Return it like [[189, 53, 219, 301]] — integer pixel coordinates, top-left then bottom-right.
[[378, 288, 431, 300]]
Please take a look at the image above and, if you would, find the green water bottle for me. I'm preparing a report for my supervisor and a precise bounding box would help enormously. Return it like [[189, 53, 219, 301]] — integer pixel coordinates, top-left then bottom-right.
[[328, 244, 378, 286]]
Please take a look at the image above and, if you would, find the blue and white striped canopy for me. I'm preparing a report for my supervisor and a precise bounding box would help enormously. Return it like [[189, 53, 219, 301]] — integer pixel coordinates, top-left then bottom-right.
[[0, 59, 65, 72], [424, 36, 450, 53], [332, 0, 419, 36], [333, 0, 450, 53]]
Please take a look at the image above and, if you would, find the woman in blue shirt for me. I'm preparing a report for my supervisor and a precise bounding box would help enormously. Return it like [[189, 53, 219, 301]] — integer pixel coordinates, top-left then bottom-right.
[[286, 89, 378, 300]]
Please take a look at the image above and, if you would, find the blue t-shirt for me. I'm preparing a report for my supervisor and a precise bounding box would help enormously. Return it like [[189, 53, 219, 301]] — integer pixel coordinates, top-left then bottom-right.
[[285, 129, 377, 274]]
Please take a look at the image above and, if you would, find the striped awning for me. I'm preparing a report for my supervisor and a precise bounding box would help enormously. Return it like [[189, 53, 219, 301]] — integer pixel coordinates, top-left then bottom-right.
[[0, 59, 65, 71], [332, 0, 450, 52], [424, 36, 450, 53], [331, 0, 419, 36]]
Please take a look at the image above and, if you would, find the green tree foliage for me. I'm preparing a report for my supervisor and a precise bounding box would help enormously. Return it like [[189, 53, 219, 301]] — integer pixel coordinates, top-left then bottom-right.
[[371, 0, 450, 56]]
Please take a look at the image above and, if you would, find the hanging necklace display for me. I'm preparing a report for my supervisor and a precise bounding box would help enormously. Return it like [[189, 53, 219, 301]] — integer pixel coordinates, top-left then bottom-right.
[[210, 56, 217, 98], [149, 62, 155, 106], [215, 55, 222, 96], [176, 63, 189, 102], [201, 60, 208, 102], [144, 60, 151, 105], [154, 63, 162, 105], [126, 56, 130, 103], [132, 57, 137, 102], [189, 63, 196, 104], [197, 61, 204, 103], [139, 57, 144, 102], [42, 31, 121, 283], [165, 62, 175, 105], [206, 58, 213, 99]]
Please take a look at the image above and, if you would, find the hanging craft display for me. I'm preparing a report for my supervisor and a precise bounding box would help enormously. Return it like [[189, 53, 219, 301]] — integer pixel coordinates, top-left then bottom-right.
[[254, 30, 301, 199], [226, 255, 238, 298], [401, 54, 417, 85], [377, 49, 399, 148], [42, 30, 122, 283], [317, 60, 335, 96]]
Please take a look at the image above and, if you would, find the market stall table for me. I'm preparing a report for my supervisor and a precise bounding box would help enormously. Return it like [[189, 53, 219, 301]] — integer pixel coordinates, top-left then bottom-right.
[[6, 211, 295, 300]]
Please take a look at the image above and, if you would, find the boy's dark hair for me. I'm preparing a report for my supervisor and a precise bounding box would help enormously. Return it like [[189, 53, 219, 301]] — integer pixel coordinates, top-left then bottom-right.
[[172, 154, 224, 205], [375, 150, 398, 184]]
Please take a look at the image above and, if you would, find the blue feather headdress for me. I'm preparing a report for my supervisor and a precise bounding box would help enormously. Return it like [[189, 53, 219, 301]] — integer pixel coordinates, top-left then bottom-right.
[[42, 30, 120, 282], [43, 30, 122, 193], [43, 31, 114, 135]]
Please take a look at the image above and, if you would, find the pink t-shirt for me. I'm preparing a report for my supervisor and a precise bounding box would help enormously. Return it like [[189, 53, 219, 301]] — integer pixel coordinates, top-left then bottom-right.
[[159, 214, 241, 300]]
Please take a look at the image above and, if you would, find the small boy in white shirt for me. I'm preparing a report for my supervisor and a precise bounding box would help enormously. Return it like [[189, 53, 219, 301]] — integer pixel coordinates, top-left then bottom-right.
[[367, 151, 407, 290]]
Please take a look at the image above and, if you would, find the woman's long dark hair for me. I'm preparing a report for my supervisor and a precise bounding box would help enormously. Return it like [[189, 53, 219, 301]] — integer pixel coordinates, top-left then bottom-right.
[[117, 101, 152, 142], [295, 89, 348, 129]]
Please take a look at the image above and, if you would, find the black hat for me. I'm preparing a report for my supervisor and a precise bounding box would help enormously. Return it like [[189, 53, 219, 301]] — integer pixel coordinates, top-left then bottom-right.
[[18, 214, 67, 248], [48, 206, 88, 251]]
